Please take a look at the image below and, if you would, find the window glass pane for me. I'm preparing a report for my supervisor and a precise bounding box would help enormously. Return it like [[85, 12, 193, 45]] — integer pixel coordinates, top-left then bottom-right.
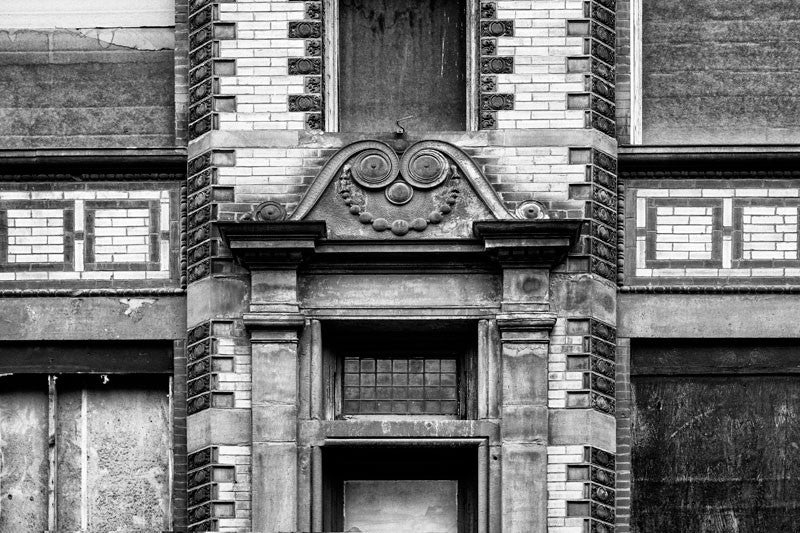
[[338, 0, 467, 132], [344, 480, 458, 533], [343, 356, 458, 415]]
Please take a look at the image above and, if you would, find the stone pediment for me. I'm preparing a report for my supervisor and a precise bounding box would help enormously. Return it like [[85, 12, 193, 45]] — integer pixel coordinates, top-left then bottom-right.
[[289, 140, 522, 239]]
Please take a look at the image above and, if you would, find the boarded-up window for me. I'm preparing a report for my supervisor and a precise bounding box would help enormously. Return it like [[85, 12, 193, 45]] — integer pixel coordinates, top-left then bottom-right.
[[338, 0, 467, 132], [0, 374, 171, 532], [631, 340, 800, 532]]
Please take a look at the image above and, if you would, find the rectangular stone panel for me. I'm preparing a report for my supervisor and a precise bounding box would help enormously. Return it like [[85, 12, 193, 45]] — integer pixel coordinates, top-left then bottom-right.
[[642, 0, 800, 143]]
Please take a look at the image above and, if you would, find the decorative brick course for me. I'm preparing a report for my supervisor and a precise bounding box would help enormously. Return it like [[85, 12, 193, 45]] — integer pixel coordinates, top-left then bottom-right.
[[624, 180, 800, 283], [188, 0, 237, 139], [547, 445, 616, 533], [187, 150, 236, 284], [187, 445, 251, 532], [187, 319, 251, 415], [0, 185, 180, 287]]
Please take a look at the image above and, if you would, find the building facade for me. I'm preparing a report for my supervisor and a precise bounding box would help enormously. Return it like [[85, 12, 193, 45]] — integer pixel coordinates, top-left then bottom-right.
[[0, 0, 798, 532]]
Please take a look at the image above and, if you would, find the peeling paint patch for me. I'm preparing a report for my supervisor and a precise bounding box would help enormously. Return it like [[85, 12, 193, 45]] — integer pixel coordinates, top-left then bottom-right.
[[118, 298, 156, 319]]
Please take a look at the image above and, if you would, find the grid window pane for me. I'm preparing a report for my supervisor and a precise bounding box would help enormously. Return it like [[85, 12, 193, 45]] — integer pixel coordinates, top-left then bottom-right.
[[343, 356, 458, 415]]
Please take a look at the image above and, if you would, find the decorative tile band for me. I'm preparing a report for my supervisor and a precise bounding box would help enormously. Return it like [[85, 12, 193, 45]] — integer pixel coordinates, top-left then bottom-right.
[[565, 446, 616, 533], [188, 0, 236, 140], [287, 1, 324, 131], [186, 151, 235, 284], [564, 318, 616, 415], [187, 446, 237, 532], [0, 185, 180, 286], [187, 320, 246, 415], [625, 181, 800, 283], [569, 148, 618, 281], [478, 2, 514, 130], [566, 1, 616, 138]]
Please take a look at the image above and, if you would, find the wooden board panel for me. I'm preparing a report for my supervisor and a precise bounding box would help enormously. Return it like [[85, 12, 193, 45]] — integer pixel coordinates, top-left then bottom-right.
[[632, 375, 800, 532], [338, 0, 467, 132], [0, 341, 173, 374], [0, 376, 49, 531], [631, 339, 800, 375]]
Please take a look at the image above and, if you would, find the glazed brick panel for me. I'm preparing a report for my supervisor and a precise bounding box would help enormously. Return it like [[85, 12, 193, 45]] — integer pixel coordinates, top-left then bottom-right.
[[0, 183, 181, 287], [624, 179, 800, 284]]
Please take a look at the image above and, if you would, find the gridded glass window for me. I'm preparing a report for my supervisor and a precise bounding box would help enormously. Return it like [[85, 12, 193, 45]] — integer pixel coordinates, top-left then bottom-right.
[[323, 321, 477, 420], [342, 357, 459, 415]]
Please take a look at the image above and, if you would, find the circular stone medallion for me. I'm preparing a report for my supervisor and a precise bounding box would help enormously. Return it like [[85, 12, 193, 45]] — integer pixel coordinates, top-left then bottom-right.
[[404, 149, 450, 189], [350, 149, 397, 189], [385, 181, 414, 205]]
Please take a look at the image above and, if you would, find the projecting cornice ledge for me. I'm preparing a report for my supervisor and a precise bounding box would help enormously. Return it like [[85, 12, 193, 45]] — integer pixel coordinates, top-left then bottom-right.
[[217, 219, 582, 270], [217, 221, 327, 269], [473, 220, 583, 268]]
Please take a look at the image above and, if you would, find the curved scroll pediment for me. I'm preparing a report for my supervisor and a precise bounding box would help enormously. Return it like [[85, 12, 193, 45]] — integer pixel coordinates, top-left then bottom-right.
[[289, 140, 520, 239]]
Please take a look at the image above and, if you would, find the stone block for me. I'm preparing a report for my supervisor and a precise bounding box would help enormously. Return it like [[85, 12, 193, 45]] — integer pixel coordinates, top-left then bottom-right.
[[252, 442, 297, 532], [252, 342, 298, 405], [502, 342, 548, 405], [501, 404, 548, 443], [501, 443, 547, 533], [253, 404, 297, 443]]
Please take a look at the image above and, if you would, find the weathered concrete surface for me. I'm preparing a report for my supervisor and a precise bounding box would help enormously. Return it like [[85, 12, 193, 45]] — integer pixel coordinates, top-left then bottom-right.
[[83, 383, 170, 531], [187, 408, 251, 451], [0, 296, 185, 341], [300, 420, 501, 445], [6, 0, 174, 28], [502, 342, 548, 406], [252, 442, 297, 532], [618, 293, 800, 338], [300, 272, 501, 310], [0, 28, 175, 149], [642, 0, 800, 144], [0, 378, 49, 531], [501, 443, 547, 533], [548, 409, 616, 452], [550, 274, 616, 325], [187, 277, 250, 328], [251, 330, 300, 532]]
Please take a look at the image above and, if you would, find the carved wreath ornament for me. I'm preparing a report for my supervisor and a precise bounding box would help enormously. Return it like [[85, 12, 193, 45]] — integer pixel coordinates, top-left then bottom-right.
[[336, 144, 465, 236]]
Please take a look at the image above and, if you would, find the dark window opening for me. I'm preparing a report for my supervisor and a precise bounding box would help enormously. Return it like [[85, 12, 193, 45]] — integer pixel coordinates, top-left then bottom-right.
[[323, 446, 478, 533], [338, 0, 467, 132]]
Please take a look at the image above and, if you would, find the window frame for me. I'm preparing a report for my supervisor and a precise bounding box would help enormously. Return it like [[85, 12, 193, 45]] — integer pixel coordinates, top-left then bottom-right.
[[321, 321, 479, 420], [323, 0, 480, 132]]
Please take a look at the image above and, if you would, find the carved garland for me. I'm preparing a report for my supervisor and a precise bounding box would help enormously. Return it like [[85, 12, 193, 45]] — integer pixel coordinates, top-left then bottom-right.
[[336, 160, 463, 236]]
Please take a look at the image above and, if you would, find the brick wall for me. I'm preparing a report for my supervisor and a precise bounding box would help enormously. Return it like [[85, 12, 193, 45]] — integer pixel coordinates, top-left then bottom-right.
[[216, 0, 306, 132]]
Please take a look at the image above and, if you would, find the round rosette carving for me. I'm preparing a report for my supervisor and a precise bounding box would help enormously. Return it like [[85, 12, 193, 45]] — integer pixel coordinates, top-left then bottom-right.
[[516, 200, 548, 220], [399, 146, 452, 189], [349, 148, 400, 190]]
